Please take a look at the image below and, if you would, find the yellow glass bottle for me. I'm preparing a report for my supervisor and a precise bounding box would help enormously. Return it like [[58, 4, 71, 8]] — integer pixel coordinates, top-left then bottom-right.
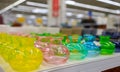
[[0, 33, 43, 72]]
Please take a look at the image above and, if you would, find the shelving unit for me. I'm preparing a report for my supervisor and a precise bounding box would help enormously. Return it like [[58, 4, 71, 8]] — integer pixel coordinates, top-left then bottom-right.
[[0, 25, 60, 34], [1, 53, 120, 72]]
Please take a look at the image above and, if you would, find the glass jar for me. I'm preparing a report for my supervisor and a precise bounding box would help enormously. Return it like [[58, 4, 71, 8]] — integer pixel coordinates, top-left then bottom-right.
[[113, 41, 120, 52], [66, 36, 87, 60], [100, 36, 115, 55], [35, 36, 69, 65], [83, 34, 100, 57], [0, 34, 43, 72], [34, 36, 50, 50], [9, 47, 43, 72], [0, 33, 14, 61]]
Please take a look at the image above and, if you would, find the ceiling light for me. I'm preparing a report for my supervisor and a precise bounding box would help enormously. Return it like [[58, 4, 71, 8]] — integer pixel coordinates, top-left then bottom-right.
[[0, 0, 26, 14], [65, 0, 76, 5], [30, 15, 36, 19], [16, 14, 23, 17], [76, 14, 84, 18], [65, 0, 118, 14], [32, 8, 48, 14], [12, 8, 31, 13], [12, 5, 48, 14], [97, 0, 120, 7], [66, 12, 73, 16], [14, 5, 33, 12], [26, 1, 48, 8], [116, 10, 120, 14], [42, 16, 48, 20]]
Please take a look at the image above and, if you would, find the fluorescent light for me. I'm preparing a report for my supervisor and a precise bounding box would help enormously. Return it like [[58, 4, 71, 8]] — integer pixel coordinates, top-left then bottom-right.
[[97, 0, 120, 7], [16, 14, 23, 17], [0, 0, 26, 14], [65, 0, 76, 5], [12, 5, 48, 14], [12, 5, 33, 12], [26, 1, 48, 8], [11, 2, 119, 15], [116, 10, 120, 14], [66, 12, 73, 16], [76, 14, 84, 18], [12, 8, 31, 13], [32, 8, 48, 14], [30, 15, 36, 19], [42, 16, 48, 20], [66, 0, 118, 14]]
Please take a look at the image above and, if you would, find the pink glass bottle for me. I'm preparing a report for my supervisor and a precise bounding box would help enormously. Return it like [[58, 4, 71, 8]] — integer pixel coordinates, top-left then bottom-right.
[[35, 36, 69, 65], [34, 36, 50, 49]]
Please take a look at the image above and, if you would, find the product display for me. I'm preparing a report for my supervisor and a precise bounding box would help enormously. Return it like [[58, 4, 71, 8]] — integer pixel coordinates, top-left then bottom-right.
[[100, 36, 115, 55], [83, 34, 100, 57], [0, 32, 119, 72], [0, 0, 120, 71]]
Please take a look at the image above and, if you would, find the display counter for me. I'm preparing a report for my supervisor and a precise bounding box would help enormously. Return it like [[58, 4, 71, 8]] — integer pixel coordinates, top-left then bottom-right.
[[0, 53, 120, 72], [0, 25, 60, 34]]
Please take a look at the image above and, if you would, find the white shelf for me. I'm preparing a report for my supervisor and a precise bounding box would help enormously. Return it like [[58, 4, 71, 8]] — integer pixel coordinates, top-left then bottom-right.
[[0, 25, 60, 34], [0, 53, 120, 72], [36, 53, 120, 72]]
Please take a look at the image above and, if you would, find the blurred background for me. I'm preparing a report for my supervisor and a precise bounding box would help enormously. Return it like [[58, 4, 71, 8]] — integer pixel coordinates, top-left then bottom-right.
[[0, 0, 120, 35]]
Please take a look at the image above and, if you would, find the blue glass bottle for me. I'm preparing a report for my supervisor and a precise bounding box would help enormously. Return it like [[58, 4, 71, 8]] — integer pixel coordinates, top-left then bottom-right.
[[83, 34, 100, 57], [112, 41, 120, 52], [65, 36, 87, 60]]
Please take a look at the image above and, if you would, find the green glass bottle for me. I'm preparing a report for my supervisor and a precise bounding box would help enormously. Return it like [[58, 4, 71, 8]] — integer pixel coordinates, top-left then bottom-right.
[[100, 36, 115, 55], [65, 36, 87, 60]]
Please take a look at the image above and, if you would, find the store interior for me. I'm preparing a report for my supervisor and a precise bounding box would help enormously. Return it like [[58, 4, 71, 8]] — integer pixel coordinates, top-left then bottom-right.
[[0, 0, 120, 72]]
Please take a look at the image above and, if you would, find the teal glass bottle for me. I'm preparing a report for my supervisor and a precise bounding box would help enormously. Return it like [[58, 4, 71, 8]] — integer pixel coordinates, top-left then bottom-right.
[[100, 36, 115, 55], [83, 34, 100, 57], [65, 36, 87, 60]]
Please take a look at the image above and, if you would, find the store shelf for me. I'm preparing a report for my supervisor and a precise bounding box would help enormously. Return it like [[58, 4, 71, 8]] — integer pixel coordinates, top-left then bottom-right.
[[36, 53, 120, 72], [0, 25, 60, 34], [0, 53, 120, 72]]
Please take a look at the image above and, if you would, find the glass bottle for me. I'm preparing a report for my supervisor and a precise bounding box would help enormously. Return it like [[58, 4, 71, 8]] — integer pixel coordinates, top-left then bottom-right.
[[66, 36, 87, 60], [113, 41, 120, 52], [0, 33, 14, 61], [83, 34, 100, 57], [34, 36, 50, 49], [35, 36, 69, 65], [0, 34, 43, 72], [100, 36, 115, 55]]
